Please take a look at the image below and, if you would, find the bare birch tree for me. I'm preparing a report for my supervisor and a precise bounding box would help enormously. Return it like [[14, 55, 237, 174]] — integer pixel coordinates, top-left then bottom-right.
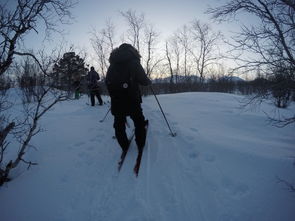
[[0, 0, 75, 76], [0, 0, 75, 185], [171, 36, 181, 83], [90, 19, 116, 78], [207, 0, 295, 125], [91, 32, 108, 78], [120, 9, 145, 53], [101, 18, 116, 52], [0, 49, 71, 185], [208, 0, 295, 73], [165, 41, 174, 84], [143, 24, 162, 78], [177, 25, 190, 78], [189, 20, 221, 84]]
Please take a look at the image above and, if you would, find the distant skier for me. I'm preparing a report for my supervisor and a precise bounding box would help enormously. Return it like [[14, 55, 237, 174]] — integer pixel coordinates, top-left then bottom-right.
[[106, 43, 151, 155], [87, 66, 103, 106]]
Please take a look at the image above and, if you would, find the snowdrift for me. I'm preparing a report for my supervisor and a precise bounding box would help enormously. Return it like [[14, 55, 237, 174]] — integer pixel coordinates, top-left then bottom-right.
[[0, 92, 294, 221]]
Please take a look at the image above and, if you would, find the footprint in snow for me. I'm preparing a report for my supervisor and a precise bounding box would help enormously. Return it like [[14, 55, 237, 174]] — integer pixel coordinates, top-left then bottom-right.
[[87, 145, 95, 151], [74, 141, 85, 147], [189, 152, 199, 159], [60, 174, 69, 183], [221, 177, 249, 197], [190, 127, 198, 133], [89, 137, 96, 142], [204, 154, 216, 162], [184, 135, 195, 141], [75, 152, 95, 167]]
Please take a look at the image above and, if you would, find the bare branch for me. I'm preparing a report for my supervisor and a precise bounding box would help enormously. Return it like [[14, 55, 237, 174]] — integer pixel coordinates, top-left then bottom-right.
[[0, 0, 76, 76], [120, 9, 145, 53]]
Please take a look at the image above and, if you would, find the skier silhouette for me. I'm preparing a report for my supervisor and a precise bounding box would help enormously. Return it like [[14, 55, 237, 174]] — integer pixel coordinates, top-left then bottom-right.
[[87, 66, 103, 106], [106, 43, 151, 156]]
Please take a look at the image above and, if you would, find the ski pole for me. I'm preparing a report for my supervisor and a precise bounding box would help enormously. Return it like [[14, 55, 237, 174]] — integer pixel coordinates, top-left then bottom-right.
[[150, 85, 176, 137], [99, 107, 111, 123]]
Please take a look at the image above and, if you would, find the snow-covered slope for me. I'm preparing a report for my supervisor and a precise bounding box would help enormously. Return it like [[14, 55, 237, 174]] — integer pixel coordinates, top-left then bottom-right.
[[0, 92, 294, 221]]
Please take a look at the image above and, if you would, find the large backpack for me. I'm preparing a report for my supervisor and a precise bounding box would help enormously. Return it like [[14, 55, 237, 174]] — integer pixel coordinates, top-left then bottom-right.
[[106, 63, 142, 115], [106, 64, 134, 97]]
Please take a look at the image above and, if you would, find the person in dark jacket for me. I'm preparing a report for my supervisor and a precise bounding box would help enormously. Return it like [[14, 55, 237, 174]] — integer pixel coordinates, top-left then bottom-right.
[[87, 66, 103, 106], [106, 43, 151, 154]]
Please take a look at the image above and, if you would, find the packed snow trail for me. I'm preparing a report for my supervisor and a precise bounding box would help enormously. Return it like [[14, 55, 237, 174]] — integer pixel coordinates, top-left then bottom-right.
[[0, 92, 294, 221]]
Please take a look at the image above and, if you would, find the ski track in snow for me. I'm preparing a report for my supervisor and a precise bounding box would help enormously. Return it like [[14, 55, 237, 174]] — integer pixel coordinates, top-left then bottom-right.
[[89, 101, 249, 221], [0, 93, 295, 221]]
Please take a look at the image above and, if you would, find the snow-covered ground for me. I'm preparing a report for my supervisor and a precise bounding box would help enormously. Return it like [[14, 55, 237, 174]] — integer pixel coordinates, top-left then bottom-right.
[[0, 92, 294, 221]]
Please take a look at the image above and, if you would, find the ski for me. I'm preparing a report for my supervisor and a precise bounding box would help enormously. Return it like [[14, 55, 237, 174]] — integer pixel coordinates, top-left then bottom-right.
[[134, 120, 149, 177], [118, 130, 135, 171]]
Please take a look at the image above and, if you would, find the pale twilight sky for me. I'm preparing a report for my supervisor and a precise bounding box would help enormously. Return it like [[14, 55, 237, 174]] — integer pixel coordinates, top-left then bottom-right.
[[23, 0, 235, 49], [20, 0, 249, 70]]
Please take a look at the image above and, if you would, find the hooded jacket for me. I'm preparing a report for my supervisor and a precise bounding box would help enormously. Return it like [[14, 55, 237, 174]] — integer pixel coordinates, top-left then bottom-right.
[[106, 44, 151, 115]]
